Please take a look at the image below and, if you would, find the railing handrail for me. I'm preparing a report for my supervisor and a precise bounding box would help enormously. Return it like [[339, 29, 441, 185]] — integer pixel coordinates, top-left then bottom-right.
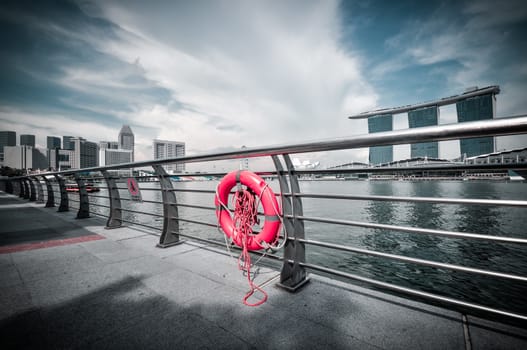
[[7, 114, 527, 178]]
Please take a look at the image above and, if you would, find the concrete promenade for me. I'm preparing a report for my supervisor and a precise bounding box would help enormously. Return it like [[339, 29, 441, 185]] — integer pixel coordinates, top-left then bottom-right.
[[1, 191, 526, 349]]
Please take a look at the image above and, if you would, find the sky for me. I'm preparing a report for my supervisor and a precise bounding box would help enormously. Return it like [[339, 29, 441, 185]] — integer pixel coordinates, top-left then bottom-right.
[[1, 0, 526, 169]]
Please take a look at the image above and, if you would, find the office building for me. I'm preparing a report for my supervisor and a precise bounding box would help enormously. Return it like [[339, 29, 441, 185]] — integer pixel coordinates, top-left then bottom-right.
[[4, 146, 31, 170], [0, 131, 16, 164], [408, 106, 439, 158], [71, 137, 98, 169], [99, 141, 119, 150], [47, 136, 61, 149], [367, 115, 393, 165], [32, 148, 49, 169], [99, 148, 133, 166], [118, 125, 134, 162], [153, 139, 185, 173], [456, 94, 496, 158], [20, 134, 35, 147], [63, 136, 75, 150], [49, 149, 75, 170]]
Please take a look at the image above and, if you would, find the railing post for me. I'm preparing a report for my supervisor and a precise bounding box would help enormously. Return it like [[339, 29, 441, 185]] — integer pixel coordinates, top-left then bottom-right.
[[272, 154, 309, 291], [32, 176, 45, 204], [28, 178, 37, 202], [22, 179, 30, 199], [101, 170, 122, 228], [18, 179, 25, 198], [6, 180, 13, 194], [14, 180, 21, 196], [74, 173, 90, 219], [42, 176, 55, 207], [152, 164, 182, 248], [54, 174, 69, 212]]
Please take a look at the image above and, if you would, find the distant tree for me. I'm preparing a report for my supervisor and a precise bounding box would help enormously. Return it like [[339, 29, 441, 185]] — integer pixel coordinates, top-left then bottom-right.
[[0, 166, 24, 177]]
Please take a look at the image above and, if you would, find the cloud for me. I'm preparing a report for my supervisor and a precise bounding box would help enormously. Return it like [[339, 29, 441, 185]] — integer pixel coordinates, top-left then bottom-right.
[[87, 0, 378, 157]]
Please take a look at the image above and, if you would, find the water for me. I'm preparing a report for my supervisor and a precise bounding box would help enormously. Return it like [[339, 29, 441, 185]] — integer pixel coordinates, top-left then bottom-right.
[[64, 179, 527, 315]]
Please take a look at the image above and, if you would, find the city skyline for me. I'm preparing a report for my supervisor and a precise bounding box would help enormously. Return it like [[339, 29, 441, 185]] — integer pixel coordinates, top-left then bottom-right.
[[1, 1, 526, 169]]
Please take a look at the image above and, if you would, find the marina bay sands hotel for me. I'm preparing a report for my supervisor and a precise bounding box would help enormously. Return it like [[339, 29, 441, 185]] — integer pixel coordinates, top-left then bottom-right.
[[349, 86, 500, 165]]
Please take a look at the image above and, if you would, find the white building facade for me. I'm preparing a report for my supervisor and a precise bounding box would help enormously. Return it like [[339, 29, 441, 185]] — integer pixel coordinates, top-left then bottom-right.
[[153, 139, 185, 173]]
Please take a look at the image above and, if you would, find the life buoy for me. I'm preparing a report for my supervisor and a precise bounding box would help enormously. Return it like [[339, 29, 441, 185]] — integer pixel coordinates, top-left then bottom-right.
[[215, 170, 281, 251]]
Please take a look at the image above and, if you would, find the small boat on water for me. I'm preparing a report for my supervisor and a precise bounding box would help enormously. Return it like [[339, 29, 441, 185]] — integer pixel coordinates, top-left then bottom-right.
[[65, 183, 100, 193]]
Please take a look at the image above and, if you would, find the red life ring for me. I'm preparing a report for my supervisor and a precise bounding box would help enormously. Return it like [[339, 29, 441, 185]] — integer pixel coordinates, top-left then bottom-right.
[[215, 170, 281, 251]]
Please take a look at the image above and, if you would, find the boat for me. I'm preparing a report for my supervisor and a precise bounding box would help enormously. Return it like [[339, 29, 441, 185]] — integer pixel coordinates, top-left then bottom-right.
[[65, 183, 100, 193]]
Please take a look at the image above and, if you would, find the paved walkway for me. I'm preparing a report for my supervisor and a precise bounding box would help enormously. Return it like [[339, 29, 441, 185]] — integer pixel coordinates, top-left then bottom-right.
[[1, 192, 526, 349]]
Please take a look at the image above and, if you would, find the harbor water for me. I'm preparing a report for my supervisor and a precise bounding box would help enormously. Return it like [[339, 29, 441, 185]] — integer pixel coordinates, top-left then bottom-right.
[[77, 179, 527, 315]]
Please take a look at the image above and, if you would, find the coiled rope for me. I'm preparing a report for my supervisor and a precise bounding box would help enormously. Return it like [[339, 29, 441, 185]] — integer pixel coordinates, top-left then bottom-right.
[[216, 182, 286, 307]]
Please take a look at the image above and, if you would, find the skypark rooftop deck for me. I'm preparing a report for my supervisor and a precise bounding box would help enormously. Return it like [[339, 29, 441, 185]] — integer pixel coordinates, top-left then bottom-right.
[[1, 191, 526, 349]]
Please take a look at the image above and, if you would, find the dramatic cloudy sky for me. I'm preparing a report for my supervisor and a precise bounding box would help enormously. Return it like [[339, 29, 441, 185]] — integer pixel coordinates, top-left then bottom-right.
[[1, 0, 526, 168]]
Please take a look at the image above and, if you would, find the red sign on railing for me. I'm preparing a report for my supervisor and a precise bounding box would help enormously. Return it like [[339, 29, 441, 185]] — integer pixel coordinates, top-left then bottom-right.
[[127, 177, 142, 202]]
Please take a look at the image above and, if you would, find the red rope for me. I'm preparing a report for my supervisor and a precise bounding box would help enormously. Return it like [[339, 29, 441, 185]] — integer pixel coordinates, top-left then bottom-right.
[[232, 188, 268, 307]]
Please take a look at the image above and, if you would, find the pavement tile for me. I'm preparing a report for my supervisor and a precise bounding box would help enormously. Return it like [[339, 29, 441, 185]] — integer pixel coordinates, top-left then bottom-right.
[[24, 264, 128, 307], [37, 278, 169, 348], [119, 234, 195, 258], [141, 267, 223, 305], [88, 305, 253, 350], [0, 282, 34, 320], [14, 247, 105, 282], [0, 263, 23, 288], [110, 255, 178, 278], [0, 309, 48, 350], [80, 238, 147, 263], [468, 316, 527, 350], [263, 276, 465, 350]]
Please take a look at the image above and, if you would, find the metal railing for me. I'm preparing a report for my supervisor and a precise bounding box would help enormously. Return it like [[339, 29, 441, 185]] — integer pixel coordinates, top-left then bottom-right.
[[2, 115, 527, 322]]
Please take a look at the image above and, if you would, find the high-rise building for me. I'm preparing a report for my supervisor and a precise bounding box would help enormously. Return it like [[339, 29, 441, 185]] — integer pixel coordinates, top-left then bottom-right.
[[99, 148, 133, 166], [99, 141, 119, 150], [32, 148, 49, 170], [349, 86, 500, 163], [47, 136, 61, 149], [20, 134, 35, 147], [456, 94, 496, 158], [368, 114, 393, 165], [63, 136, 75, 150], [408, 106, 439, 158], [118, 125, 134, 161], [153, 139, 185, 173], [0, 131, 16, 164], [4, 146, 32, 170], [71, 137, 98, 168], [49, 149, 75, 170]]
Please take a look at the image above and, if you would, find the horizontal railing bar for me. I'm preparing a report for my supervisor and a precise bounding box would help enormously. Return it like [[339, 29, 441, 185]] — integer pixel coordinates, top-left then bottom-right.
[[127, 187, 159, 191], [170, 217, 218, 228], [91, 203, 110, 209], [120, 198, 162, 204], [299, 238, 527, 282], [169, 188, 216, 194], [120, 208, 163, 217], [120, 219, 162, 233], [294, 163, 527, 174], [293, 215, 527, 244], [19, 115, 527, 176], [293, 193, 527, 207], [86, 194, 108, 199], [89, 211, 107, 219], [300, 261, 527, 321], [176, 203, 216, 211]]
